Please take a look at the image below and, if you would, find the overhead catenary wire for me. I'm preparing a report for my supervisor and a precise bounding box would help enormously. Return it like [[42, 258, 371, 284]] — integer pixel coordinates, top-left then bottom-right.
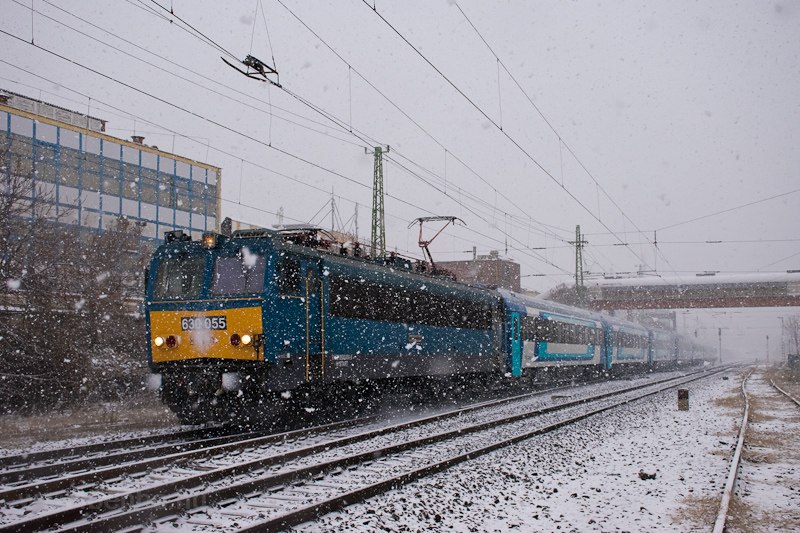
[[14, 0, 366, 150], [272, 0, 568, 241], [1, 49, 562, 280], [6, 2, 752, 300], [52, 0, 569, 252], [358, 1, 738, 330], [359, 0, 659, 276], [146, 0, 239, 61], [452, 1, 675, 270], [19, 0, 575, 255]]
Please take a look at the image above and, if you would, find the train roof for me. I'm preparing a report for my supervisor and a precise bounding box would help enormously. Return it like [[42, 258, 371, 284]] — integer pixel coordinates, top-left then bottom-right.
[[497, 288, 658, 333], [154, 228, 502, 303], [497, 289, 606, 322]]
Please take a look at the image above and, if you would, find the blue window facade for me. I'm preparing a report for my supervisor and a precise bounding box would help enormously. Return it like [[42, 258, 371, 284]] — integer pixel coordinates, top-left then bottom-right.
[[1, 108, 220, 251]]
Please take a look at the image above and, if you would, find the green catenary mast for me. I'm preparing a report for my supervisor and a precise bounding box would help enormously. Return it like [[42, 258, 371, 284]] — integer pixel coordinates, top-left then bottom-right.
[[370, 146, 386, 258]]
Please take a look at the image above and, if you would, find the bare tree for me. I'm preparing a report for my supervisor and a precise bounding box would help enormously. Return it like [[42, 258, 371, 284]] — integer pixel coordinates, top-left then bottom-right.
[[784, 315, 800, 357], [0, 149, 84, 408], [1, 141, 150, 410], [545, 282, 588, 308]]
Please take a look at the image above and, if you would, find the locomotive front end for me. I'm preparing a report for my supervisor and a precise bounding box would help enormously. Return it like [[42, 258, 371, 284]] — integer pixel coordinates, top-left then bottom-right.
[[149, 306, 264, 364], [145, 230, 274, 424]]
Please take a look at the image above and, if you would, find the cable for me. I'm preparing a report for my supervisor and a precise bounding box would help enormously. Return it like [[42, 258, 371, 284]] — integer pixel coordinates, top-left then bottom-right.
[[35, 0, 573, 254], [449, 1, 696, 283], [360, 0, 659, 274], [657, 188, 800, 232], [4, 4, 679, 283], [758, 249, 800, 271], [17, 0, 366, 150], [2, 55, 559, 275], [272, 0, 567, 241], [146, 0, 239, 61]]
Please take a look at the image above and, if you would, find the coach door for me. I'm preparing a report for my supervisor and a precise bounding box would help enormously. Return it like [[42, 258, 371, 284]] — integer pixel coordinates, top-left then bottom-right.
[[510, 312, 522, 377], [304, 264, 325, 382]]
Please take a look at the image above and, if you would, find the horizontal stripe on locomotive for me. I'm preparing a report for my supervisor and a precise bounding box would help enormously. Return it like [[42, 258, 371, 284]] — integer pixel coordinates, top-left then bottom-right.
[[616, 348, 649, 360], [528, 342, 598, 362], [328, 273, 494, 330]]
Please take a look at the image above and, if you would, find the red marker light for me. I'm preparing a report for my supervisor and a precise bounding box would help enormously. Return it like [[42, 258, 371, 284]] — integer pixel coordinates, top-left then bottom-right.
[[230, 334, 241, 346], [166, 335, 177, 348]]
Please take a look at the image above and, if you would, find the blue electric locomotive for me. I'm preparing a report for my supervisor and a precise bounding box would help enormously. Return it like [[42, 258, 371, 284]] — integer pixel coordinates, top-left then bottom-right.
[[145, 227, 695, 424], [146, 227, 503, 423]]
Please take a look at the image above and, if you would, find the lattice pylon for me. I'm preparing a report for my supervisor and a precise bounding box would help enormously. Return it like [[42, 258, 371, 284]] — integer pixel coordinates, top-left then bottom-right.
[[370, 146, 385, 258]]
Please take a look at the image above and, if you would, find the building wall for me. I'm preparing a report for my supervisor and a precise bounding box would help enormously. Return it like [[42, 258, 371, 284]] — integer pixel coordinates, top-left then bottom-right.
[[1, 103, 220, 254], [439, 253, 521, 292]]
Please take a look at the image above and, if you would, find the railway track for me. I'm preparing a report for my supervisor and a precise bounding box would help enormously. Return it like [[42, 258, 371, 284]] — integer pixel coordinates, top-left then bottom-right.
[[0, 373, 613, 485], [770, 378, 800, 408], [711, 368, 800, 533], [0, 371, 658, 494], [712, 368, 753, 533], [0, 425, 227, 471], [0, 367, 727, 532]]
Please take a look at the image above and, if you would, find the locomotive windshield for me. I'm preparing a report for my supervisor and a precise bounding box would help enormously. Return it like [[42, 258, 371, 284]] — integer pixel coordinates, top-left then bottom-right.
[[153, 255, 206, 300], [209, 249, 266, 295]]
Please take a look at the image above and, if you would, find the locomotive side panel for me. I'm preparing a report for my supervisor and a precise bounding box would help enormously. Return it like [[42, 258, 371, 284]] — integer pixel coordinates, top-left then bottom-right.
[[321, 257, 500, 381]]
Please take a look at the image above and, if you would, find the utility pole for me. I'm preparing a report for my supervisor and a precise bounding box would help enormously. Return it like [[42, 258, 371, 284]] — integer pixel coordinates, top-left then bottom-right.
[[367, 146, 387, 258], [331, 189, 335, 232], [718, 328, 722, 365], [569, 225, 588, 304], [766, 335, 769, 364], [354, 203, 359, 242], [654, 230, 658, 273], [779, 317, 785, 363]]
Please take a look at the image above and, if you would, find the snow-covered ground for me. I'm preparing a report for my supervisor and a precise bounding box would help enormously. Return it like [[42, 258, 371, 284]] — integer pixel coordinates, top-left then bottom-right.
[[0, 395, 180, 455], [305, 368, 753, 532], [3, 367, 796, 532], [725, 370, 800, 532]]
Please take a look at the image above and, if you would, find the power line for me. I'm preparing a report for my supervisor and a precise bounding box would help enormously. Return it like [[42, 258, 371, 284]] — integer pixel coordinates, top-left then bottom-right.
[[17, 0, 366, 150], [1, 52, 561, 279], [125, 0, 573, 250], [360, 0, 659, 275], [454, 0, 674, 275], [758, 249, 800, 271], [272, 0, 568, 241], [146, 0, 239, 61], [657, 187, 800, 232], [5, 3, 653, 282]]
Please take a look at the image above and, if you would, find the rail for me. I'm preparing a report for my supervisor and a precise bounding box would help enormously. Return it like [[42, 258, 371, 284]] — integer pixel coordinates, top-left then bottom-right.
[[712, 368, 753, 533], [3, 368, 726, 533], [770, 378, 800, 408]]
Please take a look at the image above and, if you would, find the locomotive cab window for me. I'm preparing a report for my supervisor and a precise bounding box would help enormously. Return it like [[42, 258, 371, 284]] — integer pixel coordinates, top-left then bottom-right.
[[209, 249, 266, 295], [153, 255, 206, 300], [276, 257, 301, 294]]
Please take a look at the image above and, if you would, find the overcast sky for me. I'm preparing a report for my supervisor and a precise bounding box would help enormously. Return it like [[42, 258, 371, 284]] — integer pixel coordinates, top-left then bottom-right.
[[2, 0, 799, 357]]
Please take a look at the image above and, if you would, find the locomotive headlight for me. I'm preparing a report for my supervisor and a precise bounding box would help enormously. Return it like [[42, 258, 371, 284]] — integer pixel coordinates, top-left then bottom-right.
[[202, 232, 218, 249], [154, 336, 165, 347], [241, 334, 253, 346]]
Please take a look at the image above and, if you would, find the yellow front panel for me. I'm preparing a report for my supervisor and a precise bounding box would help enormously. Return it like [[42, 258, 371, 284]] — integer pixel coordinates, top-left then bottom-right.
[[150, 307, 263, 362]]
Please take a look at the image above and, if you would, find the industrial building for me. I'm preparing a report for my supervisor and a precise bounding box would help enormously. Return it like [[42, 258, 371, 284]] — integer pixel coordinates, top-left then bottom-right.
[[438, 250, 521, 292], [1, 89, 220, 253]]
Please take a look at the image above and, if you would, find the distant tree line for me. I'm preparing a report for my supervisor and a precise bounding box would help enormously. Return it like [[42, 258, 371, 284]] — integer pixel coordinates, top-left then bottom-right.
[[1, 144, 149, 412], [545, 283, 589, 308]]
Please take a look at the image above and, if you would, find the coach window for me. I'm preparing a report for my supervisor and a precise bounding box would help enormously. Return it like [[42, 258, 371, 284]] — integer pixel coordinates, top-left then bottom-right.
[[277, 257, 301, 294], [153, 255, 206, 300], [209, 248, 266, 295]]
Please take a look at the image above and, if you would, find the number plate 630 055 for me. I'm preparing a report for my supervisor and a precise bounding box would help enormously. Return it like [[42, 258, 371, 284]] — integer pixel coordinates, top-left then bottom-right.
[[181, 316, 227, 331]]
